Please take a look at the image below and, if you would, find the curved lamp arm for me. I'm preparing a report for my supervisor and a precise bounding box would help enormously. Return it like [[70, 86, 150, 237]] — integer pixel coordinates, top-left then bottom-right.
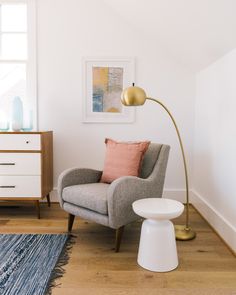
[[147, 97, 190, 229]]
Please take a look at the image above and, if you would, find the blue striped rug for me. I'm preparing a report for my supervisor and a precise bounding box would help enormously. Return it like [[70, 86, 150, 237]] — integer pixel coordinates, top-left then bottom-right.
[[0, 234, 73, 295]]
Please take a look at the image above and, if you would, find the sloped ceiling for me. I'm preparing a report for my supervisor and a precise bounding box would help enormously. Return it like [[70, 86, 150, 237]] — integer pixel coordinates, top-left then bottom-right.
[[103, 0, 236, 72]]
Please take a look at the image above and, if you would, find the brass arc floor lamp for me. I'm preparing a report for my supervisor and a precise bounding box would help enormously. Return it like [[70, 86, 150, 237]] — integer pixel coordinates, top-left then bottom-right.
[[121, 84, 196, 240]]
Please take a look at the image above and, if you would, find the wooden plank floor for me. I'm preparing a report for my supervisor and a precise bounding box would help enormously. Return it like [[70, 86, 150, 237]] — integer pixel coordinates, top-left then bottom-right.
[[0, 203, 236, 295]]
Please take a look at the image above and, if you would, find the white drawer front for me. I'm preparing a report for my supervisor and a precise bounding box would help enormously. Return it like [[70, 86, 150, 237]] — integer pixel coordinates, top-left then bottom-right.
[[0, 153, 41, 175], [0, 176, 41, 197], [0, 134, 41, 150]]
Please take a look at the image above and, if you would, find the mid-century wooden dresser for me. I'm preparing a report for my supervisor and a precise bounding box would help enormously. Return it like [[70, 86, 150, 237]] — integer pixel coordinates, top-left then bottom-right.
[[0, 131, 53, 218]]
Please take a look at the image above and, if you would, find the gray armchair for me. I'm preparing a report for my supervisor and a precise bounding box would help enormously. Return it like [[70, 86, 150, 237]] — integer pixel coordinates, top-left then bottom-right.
[[57, 143, 170, 252]]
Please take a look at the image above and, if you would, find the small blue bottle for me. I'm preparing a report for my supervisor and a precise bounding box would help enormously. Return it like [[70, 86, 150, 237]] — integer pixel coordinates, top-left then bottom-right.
[[12, 96, 23, 131]]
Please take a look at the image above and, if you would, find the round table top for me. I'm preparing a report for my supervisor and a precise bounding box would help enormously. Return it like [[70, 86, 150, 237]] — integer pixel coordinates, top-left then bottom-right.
[[132, 198, 184, 220]]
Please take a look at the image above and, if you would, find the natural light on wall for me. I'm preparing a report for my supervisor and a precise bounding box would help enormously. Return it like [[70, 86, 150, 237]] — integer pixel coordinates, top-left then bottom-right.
[[0, 1, 36, 131]]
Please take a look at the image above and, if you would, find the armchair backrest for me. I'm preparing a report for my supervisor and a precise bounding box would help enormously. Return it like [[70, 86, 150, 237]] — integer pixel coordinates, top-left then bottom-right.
[[140, 143, 170, 179]]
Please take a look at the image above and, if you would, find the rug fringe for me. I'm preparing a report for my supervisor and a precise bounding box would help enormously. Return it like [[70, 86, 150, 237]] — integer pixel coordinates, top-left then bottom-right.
[[45, 234, 76, 295]]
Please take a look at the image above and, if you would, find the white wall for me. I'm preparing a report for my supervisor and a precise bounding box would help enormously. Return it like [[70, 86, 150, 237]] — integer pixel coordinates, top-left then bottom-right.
[[193, 49, 236, 252], [37, 0, 195, 198]]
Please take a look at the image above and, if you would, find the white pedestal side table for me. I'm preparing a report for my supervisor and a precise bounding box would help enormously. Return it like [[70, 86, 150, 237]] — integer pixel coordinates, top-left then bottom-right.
[[133, 198, 184, 272]]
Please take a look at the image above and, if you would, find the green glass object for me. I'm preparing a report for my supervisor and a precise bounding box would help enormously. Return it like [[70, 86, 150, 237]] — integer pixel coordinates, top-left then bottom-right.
[[12, 96, 23, 131]]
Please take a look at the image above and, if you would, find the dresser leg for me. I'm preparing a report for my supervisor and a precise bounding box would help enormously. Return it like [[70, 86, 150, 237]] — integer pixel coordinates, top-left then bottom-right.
[[46, 194, 51, 207], [35, 200, 40, 219]]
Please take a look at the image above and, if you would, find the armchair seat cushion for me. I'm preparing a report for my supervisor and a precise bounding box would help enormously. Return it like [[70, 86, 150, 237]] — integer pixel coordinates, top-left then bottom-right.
[[62, 183, 109, 215]]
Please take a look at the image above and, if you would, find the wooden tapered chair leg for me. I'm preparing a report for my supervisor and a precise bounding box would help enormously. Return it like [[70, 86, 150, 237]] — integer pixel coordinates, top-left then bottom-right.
[[115, 226, 125, 252], [68, 213, 75, 232]]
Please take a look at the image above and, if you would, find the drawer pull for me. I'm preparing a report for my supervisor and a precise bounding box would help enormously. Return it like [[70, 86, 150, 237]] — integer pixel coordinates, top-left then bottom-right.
[[0, 185, 16, 188], [0, 163, 16, 166]]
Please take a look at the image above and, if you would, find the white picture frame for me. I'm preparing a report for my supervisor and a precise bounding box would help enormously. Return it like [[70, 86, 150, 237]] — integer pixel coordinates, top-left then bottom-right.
[[82, 57, 135, 123]]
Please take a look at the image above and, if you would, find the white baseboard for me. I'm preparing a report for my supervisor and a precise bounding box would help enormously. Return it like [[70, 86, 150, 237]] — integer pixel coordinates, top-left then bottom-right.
[[191, 189, 236, 254]]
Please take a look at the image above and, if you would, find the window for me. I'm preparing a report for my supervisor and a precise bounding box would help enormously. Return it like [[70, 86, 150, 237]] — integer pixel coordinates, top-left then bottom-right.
[[0, 0, 37, 130]]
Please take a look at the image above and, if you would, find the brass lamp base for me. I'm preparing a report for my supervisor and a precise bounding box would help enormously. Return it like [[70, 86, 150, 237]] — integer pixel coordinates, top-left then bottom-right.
[[175, 225, 196, 241]]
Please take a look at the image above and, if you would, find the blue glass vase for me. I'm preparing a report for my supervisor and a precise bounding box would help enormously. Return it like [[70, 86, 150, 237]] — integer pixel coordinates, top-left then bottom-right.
[[12, 96, 23, 131], [0, 111, 9, 131]]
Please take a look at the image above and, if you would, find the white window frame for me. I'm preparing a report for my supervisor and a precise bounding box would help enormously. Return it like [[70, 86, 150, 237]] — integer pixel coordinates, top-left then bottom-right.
[[0, 0, 37, 130]]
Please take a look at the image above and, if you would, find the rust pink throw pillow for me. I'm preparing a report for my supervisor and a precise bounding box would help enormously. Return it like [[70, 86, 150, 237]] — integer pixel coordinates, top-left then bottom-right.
[[100, 138, 150, 183]]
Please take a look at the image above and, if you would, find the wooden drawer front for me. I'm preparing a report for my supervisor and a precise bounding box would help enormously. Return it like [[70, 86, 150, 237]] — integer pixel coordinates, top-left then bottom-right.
[[0, 176, 41, 197], [0, 153, 41, 175], [0, 134, 41, 150]]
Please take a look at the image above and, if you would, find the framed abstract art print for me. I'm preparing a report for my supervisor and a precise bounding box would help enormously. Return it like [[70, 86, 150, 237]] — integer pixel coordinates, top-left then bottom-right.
[[83, 57, 135, 123]]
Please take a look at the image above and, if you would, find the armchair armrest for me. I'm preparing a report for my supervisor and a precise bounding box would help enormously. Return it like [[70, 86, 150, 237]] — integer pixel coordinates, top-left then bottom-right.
[[57, 168, 102, 207], [107, 176, 158, 229], [107, 144, 169, 229]]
